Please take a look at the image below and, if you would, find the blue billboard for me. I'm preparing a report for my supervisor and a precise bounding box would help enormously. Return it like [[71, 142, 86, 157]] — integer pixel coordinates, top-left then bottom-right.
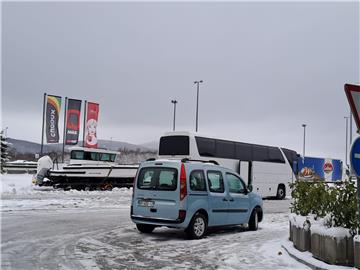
[[297, 157, 342, 181]]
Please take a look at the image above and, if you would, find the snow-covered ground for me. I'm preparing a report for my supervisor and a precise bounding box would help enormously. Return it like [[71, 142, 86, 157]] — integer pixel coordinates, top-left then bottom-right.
[[1, 174, 309, 270]]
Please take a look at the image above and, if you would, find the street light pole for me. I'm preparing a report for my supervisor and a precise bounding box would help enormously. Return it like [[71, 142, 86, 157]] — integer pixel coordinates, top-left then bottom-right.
[[171, 100, 178, 131], [194, 80, 203, 132], [345, 116, 349, 166], [350, 110, 353, 145], [302, 124, 306, 157]]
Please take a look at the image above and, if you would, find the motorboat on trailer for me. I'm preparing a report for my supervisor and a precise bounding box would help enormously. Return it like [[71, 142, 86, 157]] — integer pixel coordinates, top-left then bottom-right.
[[34, 147, 139, 190]]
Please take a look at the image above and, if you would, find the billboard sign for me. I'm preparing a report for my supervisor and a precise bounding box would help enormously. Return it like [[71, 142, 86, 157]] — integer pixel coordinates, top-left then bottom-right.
[[297, 157, 342, 181]]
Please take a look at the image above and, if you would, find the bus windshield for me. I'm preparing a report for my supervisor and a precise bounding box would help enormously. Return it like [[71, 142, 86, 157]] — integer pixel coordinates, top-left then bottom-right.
[[159, 136, 189, 156]]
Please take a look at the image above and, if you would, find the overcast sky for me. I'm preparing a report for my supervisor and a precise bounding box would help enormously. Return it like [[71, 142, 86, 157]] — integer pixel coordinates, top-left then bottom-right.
[[1, 1, 359, 160]]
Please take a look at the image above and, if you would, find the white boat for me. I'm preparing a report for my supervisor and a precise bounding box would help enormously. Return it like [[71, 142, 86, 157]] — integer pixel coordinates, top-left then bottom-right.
[[36, 147, 139, 190]]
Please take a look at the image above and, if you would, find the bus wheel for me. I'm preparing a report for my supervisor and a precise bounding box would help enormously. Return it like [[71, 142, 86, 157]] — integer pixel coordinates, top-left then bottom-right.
[[276, 185, 286, 200]]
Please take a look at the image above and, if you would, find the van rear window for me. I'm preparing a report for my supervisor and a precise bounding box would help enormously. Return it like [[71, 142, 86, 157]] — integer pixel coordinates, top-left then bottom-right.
[[137, 167, 178, 191]]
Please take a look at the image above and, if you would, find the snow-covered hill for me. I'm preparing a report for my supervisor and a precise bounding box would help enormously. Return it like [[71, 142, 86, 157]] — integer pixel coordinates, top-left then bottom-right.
[[7, 138, 156, 154]]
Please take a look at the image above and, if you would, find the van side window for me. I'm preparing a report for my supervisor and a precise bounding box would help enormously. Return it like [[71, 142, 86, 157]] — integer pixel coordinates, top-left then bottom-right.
[[226, 173, 246, 194], [207, 171, 225, 193], [190, 170, 206, 191]]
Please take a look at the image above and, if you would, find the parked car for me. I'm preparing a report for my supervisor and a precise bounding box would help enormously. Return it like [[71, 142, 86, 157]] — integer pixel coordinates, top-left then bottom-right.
[[130, 158, 263, 239]]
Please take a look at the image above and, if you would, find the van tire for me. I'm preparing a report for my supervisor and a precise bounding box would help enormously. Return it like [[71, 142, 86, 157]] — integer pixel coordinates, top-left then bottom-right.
[[186, 212, 207, 239], [248, 209, 259, 231], [136, 224, 155, 233], [276, 185, 286, 200]]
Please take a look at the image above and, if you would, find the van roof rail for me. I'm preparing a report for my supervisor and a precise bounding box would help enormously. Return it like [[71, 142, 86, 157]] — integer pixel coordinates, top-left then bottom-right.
[[181, 158, 219, 165]]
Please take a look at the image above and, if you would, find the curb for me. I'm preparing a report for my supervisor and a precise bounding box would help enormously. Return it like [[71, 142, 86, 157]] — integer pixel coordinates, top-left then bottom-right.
[[281, 244, 328, 270]]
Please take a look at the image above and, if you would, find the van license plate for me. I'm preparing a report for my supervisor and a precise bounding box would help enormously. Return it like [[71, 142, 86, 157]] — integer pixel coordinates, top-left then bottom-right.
[[138, 200, 154, 207]]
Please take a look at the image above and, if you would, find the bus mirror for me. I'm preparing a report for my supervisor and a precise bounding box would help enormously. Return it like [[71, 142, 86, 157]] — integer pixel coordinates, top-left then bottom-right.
[[247, 184, 253, 192]]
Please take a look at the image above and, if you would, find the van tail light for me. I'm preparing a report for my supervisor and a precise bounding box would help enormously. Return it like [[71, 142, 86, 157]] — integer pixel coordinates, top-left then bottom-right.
[[178, 210, 186, 222], [180, 163, 187, 201]]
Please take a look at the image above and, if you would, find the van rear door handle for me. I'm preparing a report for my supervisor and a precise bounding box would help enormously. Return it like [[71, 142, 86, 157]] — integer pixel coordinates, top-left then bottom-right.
[[229, 198, 234, 202], [222, 198, 228, 202]]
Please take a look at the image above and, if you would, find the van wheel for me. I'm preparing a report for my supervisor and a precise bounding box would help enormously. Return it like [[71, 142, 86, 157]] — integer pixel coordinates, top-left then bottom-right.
[[276, 185, 286, 200], [136, 224, 155, 233], [249, 210, 259, 231], [186, 213, 207, 239]]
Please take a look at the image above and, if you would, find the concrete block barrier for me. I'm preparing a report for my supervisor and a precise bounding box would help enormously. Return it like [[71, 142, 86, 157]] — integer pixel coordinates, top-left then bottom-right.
[[311, 233, 354, 267], [354, 240, 360, 269], [293, 227, 311, 252]]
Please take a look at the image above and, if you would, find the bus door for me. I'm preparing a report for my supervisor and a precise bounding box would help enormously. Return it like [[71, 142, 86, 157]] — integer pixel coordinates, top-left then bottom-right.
[[239, 161, 253, 187]]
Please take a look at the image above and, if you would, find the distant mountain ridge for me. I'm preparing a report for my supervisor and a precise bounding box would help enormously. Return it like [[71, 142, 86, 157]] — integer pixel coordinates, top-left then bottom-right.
[[7, 138, 157, 154]]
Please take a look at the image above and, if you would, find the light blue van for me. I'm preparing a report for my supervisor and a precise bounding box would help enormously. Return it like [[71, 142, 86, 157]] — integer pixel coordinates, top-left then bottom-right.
[[131, 159, 263, 239]]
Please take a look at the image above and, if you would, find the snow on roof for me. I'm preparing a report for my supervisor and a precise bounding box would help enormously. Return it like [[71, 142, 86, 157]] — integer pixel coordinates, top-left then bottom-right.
[[69, 146, 120, 155]]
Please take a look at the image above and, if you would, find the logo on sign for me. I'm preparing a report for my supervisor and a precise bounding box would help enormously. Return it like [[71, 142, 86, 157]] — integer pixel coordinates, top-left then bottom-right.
[[323, 162, 333, 174]]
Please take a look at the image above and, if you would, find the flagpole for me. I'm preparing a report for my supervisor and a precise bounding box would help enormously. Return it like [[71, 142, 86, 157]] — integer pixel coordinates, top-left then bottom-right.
[[62, 97, 68, 163], [83, 100, 87, 147], [40, 93, 47, 156]]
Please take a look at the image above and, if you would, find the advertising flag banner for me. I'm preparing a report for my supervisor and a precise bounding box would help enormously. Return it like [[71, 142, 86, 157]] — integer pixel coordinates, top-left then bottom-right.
[[45, 95, 62, 143], [65, 99, 82, 145], [85, 102, 99, 148]]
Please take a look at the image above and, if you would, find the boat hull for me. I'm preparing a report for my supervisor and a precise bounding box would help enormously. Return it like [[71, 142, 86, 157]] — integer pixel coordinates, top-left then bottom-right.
[[45, 165, 139, 190]]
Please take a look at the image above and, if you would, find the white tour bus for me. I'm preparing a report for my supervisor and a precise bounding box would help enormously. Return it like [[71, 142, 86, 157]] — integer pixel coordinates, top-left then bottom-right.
[[157, 131, 298, 199]]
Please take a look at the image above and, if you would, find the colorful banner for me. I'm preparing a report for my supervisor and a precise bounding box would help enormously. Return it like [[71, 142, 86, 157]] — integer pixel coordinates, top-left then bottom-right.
[[65, 99, 82, 145], [85, 102, 99, 148], [45, 95, 62, 143]]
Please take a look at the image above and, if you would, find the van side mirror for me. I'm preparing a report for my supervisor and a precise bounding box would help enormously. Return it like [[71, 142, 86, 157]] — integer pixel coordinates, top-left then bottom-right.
[[247, 184, 253, 193]]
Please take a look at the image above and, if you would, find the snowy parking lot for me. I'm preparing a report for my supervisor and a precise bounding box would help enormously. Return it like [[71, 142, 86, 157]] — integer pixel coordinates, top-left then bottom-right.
[[1, 174, 309, 270]]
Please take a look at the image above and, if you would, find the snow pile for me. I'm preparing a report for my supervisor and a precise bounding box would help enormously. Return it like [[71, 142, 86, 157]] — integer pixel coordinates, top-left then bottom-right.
[[289, 213, 312, 231], [0, 173, 35, 194], [311, 224, 351, 239], [309, 214, 351, 239], [354, 235, 360, 243], [290, 213, 351, 239], [1, 174, 133, 211]]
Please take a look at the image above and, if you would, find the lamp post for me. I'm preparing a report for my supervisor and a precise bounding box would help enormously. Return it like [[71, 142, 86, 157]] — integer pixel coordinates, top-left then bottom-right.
[[302, 124, 306, 157], [350, 110, 353, 145], [194, 80, 203, 132], [345, 116, 349, 166], [171, 100, 178, 131]]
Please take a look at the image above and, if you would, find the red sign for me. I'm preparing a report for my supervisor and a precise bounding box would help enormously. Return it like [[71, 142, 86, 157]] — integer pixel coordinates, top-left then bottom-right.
[[85, 102, 99, 148], [323, 162, 333, 174], [344, 84, 360, 133]]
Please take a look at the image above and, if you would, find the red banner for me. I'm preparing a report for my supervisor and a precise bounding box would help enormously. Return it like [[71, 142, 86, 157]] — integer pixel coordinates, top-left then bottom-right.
[[85, 102, 99, 148], [65, 99, 82, 145]]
